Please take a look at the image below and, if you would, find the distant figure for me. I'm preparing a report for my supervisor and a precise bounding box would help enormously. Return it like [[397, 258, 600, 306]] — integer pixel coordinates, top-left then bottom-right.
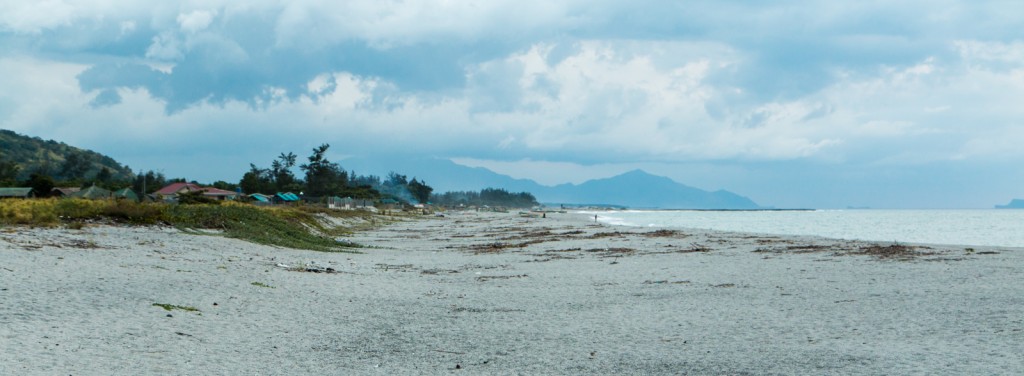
[[542, 213, 546, 218], [594, 214, 598, 222]]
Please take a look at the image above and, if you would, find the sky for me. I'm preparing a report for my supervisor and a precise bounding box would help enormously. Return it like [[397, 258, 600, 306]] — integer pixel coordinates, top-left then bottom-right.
[[1, 1, 1022, 208]]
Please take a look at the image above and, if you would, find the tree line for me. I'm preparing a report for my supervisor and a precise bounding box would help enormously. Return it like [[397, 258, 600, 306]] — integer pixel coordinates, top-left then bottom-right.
[[431, 188, 539, 208], [2, 131, 539, 208], [239, 144, 433, 204]]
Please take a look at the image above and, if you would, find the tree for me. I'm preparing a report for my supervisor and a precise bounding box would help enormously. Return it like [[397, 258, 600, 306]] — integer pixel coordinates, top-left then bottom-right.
[[133, 170, 168, 195], [407, 178, 433, 204], [26, 173, 55, 197], [59, 153, 93, 181], [0, 158, 20, 186], [239, 164, 272, 194], [300, 144, 347, 197], [271, 152, 301, 192], [431, 188, 538, 208], [385, 172, 408, 187], [211, 180, 238, 191], [94, 167, 113, 185]]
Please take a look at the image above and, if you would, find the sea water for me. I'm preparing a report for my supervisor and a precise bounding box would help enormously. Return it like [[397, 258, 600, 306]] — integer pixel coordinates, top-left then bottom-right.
[[582, 209, 1024, 248]]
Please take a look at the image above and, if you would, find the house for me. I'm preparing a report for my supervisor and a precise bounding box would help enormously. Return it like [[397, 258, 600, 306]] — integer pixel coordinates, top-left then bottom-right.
[[200, 187, 238, 201], [154, 182, 239, 202], [51, 187, 82, 198], [154, 182, 201, 200], [0, 187, 34, 199], [69, 185, 113, 200]]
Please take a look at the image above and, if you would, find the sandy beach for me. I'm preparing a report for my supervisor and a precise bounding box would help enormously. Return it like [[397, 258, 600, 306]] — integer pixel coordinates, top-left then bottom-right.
[[2, 211, 1022, 375]]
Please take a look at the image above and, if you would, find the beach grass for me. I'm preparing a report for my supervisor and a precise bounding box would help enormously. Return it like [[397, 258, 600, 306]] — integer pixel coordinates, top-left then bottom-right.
[[0, 198, 364, 252]]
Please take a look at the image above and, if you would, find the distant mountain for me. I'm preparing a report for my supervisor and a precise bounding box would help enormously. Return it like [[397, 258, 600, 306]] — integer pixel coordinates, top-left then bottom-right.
[[343, 157, 760, 209], [536, 169, 760, 209], [0, 129, 133, 182], [342, 157, 543, 193], [996, 199, 1024, 209]]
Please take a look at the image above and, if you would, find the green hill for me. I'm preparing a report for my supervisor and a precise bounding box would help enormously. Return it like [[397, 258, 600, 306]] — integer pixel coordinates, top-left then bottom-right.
[[0, 129, 133, 184]]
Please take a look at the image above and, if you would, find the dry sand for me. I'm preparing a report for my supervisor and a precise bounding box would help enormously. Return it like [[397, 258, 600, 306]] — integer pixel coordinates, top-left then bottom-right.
[[2, 211, 1022, 375]]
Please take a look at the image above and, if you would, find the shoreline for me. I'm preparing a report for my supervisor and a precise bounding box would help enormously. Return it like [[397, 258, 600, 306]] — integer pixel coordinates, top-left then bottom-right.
[[2, 211, 1022, 374], [581, 209, 1024, 249]]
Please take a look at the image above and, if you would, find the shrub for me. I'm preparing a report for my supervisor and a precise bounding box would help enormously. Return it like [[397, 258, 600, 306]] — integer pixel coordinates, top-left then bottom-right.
[[55, 198, 109, 220], [102, 200, 165, 224], [1, 198, 59, 226]]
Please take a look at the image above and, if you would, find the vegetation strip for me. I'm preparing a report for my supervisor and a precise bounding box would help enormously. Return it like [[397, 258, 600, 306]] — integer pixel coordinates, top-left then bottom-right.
[[0, 198, 367, 252]]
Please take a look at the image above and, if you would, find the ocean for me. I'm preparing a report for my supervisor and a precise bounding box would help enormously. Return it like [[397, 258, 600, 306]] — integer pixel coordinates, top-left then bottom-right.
[[583, 209, 1024, 248]]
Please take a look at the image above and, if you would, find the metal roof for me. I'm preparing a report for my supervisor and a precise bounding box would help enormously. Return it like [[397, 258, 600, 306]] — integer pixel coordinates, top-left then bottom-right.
[[114, 188, 139, 201], [69, 185, 113, 199], [275, 192, 300, 201], [0, 187, 33, 197]]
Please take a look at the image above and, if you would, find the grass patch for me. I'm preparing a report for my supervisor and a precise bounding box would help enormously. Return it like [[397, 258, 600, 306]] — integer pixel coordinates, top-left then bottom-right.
[[0, 198, 365, 252], [163, 203, 360, 252], [251, 282, 275, 288]]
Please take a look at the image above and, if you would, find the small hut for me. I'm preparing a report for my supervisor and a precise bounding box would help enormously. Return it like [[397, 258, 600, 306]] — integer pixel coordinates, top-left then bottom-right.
[[70, 185, 113, 200], [51, 187, 82, 198], [113, 188, 139, 202]]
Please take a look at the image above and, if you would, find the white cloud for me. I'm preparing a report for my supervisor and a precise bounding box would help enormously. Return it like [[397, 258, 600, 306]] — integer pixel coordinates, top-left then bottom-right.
[[270, 0, 584, 48], [177, 9, 217, 34], [0, 0, 77, 33], [145, 32, 185, 61]]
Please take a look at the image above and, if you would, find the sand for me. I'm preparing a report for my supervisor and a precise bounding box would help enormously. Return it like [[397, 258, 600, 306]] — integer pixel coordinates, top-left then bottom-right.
[[2, 211, 1022, 375]]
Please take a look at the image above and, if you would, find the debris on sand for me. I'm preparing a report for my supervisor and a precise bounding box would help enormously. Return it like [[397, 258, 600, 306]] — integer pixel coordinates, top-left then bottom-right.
[[852, 244, 937, 260]]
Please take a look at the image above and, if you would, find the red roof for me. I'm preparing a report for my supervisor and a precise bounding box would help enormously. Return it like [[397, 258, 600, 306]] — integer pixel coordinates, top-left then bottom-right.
[[154, 182, 202, 195]]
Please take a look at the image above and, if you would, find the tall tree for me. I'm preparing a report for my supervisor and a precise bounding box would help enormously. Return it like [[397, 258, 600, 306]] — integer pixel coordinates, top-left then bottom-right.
[[239, 164, 272, 194], [271, 152, 300, 192], [133, 170, 168, 195], [300, 144, 347, 197], [26, 173, 54, 197]]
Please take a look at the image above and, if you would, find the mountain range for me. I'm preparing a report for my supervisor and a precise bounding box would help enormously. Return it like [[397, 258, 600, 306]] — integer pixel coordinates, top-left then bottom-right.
[[343, 157, 761, 209]]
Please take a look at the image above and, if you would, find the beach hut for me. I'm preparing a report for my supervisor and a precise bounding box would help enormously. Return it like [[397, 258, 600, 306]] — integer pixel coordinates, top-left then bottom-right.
[[51, 187, 81, 198]]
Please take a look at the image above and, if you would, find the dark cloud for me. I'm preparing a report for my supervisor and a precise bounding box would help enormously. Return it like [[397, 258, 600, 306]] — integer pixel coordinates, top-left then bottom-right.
[[88, 89, 122, 108]]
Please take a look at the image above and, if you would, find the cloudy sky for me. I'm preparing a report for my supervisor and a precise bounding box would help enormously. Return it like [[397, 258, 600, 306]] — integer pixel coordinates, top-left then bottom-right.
[[1, 1, 1022, 208]]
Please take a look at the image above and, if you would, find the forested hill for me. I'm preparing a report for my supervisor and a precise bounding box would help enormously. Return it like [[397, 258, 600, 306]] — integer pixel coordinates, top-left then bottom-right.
[[0, 129, 133, 183]]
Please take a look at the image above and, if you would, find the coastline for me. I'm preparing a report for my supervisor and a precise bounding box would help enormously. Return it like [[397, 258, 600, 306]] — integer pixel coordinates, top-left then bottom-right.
[[2, 211, 1022, 374], [586, 208, 1024, 248]]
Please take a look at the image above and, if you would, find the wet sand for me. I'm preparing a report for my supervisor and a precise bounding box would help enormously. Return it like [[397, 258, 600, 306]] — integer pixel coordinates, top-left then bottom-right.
[[2, 211, 1022, 375]]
